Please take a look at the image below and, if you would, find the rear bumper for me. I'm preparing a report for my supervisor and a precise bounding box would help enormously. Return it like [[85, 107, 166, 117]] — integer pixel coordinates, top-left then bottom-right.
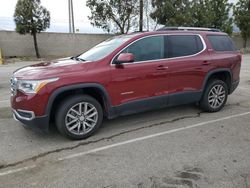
[[229, 79, 240, 94], [13, 109, 49, 132]]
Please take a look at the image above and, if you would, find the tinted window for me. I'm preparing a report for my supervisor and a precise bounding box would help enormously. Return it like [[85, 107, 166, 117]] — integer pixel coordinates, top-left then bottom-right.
[[121, 36, 165, 62], [207, 35, 236, 51], [167, 35, 204, 58]]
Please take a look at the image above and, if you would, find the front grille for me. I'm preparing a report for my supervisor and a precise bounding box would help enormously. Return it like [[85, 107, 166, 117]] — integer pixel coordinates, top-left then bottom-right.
[[10, 76, 17, 96]]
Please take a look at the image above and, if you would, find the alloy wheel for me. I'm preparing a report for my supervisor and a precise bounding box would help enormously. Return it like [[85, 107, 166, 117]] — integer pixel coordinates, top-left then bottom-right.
[[65, 102, 98, 135], [208, 84, 226, 109]]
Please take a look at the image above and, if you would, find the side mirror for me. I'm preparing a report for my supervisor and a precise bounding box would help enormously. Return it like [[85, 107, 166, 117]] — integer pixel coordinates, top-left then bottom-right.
[[114, 53, 135, 65]]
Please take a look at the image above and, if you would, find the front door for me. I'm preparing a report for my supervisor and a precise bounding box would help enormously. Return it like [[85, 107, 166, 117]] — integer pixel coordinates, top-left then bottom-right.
[[108, 35, 169, 113]]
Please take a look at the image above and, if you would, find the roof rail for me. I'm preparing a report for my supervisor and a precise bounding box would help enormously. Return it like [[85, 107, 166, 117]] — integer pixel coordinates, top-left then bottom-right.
[[157, 27, 221, 32]]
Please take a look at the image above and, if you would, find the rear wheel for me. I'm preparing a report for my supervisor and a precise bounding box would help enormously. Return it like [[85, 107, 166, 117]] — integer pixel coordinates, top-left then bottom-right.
[[200, 79, 228, 112], [55, 95, 103, 140]]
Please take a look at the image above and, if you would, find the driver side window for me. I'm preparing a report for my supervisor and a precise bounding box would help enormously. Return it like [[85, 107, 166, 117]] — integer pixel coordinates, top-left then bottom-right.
[[121, 36, 165, 62]]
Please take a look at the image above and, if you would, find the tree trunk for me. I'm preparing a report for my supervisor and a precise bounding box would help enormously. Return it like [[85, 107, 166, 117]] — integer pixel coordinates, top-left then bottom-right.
[[121, 28, 125, 34], [243, 37, 247, 49], [119, 25, 125, 34], [139, 0, 143, 32], [32, 32, 40, 58], [126, 16, 131, 33]]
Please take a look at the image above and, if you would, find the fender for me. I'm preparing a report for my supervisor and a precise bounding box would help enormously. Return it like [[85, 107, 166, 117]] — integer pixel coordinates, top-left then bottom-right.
[[45, 83, 114, 120], [201, 68, 232, 93]]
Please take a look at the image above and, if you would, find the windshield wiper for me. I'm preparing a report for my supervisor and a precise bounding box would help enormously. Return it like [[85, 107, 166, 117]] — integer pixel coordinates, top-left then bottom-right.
[[70, 56, 86, 61]]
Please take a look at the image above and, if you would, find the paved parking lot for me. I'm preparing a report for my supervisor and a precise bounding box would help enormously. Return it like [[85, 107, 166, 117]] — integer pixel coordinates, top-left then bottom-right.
[[0, 56, 250, 188]]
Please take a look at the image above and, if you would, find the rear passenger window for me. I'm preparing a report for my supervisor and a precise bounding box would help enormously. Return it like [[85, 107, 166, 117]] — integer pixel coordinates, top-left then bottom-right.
[[167, 35, 204, 58], [207, 35, 236, 51]]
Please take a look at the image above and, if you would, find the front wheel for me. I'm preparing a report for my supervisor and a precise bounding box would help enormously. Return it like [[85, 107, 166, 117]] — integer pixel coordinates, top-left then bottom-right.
[[55, 95, 103, 140], [200, 79, 228, 112]]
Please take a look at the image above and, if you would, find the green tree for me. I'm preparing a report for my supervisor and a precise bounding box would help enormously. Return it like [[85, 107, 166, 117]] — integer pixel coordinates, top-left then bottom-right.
[[191, 0, 211, 27], [14, 0, 50, 58], [86, 0, 138, 34], [151, 0, 193, 26], [151, 0, 233, 34], [234, 0, 250, 48], [192, 0, 233, 34]]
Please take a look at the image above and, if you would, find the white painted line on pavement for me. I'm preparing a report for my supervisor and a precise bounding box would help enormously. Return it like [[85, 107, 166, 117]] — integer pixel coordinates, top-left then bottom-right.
[[239, 87, 250, 91], [0, 165, 36, 177], [1, 111, 250, 177], [0, 100, 9, 103], [58, 111, 250, 161]]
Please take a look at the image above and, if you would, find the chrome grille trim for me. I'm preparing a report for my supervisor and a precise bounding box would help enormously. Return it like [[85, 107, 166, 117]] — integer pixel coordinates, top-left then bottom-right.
[[13, 109, 35, 121]]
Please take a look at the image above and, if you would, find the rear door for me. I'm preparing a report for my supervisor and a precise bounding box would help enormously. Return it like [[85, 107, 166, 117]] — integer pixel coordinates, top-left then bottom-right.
[[165, 34, 210, 105]]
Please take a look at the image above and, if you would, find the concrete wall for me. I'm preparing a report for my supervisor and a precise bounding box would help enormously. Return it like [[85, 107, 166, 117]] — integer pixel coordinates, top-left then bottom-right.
[[0, 31, 249, 57], [0, 31, 112, 57], [231, 35, 250, 50]]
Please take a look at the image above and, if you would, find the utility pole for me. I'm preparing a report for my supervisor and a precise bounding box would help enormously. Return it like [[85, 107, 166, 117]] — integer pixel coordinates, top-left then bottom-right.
[[68, 0, 71, 33], [139, 0, 143, 32], [68, 0, 75, 33], [71, 0, 75, 33]]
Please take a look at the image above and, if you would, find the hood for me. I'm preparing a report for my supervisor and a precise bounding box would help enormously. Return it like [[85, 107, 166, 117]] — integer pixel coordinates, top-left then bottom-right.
[[13, 58, 91, 80]]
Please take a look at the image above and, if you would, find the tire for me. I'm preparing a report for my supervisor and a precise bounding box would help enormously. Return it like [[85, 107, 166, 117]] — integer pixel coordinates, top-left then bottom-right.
[[55, 95, 103, 140], [200, 79, 228, 112]]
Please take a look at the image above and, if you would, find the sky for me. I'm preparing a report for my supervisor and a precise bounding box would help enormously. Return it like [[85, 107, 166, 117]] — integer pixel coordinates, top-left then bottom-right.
[[0, 0, 238, 34], [0, 0, 104, 33]]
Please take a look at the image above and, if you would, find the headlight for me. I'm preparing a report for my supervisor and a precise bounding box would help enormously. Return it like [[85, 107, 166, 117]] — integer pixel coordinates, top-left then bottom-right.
[[17, 78, 58, 94]]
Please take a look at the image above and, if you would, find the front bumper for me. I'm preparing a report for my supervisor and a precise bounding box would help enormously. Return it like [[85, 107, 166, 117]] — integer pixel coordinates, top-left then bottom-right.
[[13, 109, 50, 132]]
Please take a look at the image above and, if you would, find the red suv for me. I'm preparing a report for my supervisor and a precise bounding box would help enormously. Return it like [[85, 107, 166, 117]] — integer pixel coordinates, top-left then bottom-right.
[[10, 27, 241, 139]]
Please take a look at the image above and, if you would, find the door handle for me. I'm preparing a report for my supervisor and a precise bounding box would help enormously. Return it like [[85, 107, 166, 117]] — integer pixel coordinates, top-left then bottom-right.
[[202, 61, 211, 65], [156, 65, 168, 70]]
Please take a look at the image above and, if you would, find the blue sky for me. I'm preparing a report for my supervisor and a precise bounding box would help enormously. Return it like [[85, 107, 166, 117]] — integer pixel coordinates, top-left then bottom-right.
[[0, 0, 238, 33]]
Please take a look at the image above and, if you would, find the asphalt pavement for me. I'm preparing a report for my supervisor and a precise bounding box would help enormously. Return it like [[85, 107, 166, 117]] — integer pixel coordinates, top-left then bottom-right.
[[0, 56, 250, 188]]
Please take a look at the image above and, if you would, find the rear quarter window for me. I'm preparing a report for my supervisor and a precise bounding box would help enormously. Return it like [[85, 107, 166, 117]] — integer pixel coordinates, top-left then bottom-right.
[[207, 35, 237, 52]]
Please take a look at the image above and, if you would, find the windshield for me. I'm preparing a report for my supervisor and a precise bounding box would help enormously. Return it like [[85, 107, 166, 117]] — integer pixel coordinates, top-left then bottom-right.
[[77, 35, 135, 62]]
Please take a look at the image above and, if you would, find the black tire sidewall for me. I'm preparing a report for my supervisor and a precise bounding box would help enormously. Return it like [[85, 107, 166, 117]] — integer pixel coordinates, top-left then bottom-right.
[[55, 95, 103, 140], [200, 79, 228, 112]]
